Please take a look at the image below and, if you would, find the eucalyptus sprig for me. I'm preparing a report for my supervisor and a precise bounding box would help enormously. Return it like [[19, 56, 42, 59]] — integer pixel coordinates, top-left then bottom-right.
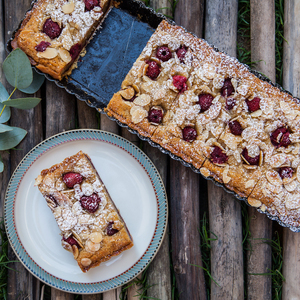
[[0, 48, 45, 172]]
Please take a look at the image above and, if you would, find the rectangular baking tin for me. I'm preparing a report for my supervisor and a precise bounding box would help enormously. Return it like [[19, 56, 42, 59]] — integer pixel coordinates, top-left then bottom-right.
[[7, 0, 300, 232]]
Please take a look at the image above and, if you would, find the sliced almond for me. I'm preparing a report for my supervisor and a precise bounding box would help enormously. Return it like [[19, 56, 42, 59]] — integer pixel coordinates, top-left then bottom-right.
[[260, 204, 266, 212], [200, 167, 210, 178], [222, 165, 231, 184], [251, 109, 262, 117], [72, 245, 79, 259], [59, 48, 72, 63], [259, 150, 263, 166], [297, 166, 300, 183], [130, 106, 148, 124], [37, 47, 58, 59], [248, 197, 262, 208], [81, 258, 92, 267], [266, 170, 282, 186], [245, 179, 255, 189], [119, 87, 135, 100], [284, 180, 297, 192], [86, 240, 101, 252], [89, 231, 103, 243], [62, 1, 75, 14], [133, 94, 151, 106]]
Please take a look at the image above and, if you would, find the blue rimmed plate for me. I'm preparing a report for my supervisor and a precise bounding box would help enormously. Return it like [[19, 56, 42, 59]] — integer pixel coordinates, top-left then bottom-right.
[[4, 129, 168, 294]]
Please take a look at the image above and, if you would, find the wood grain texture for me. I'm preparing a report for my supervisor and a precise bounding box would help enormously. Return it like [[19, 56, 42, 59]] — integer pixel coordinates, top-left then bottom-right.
[[172, 2, 207, 299], [4, 0, 43, 298], [150, 0, 172, 17], [143, 143, 171, 300], [246, 1, 274, 299], [45, 81, 76, 299], [205, 0, 238, 57], [282, 1, 300, 299], [204, 1, 243, 299]]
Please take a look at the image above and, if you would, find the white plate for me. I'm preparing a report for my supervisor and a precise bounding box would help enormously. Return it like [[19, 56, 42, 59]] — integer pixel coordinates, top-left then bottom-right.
[[5, 129, 168, 294]]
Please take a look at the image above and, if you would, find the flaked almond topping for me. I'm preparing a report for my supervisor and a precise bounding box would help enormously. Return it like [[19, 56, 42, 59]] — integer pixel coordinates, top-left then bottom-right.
[[284, 180, 297, 192], [120, 87, 135, 100], [260, 204, 266, 212], [248, 197, 262, 208], [72, 244, 79, 259], [37, 47, 58, 59], [86, 240, 101, 252], [59, 48, 72, 63], [133, 94, 151, 106], [259, 151, 263, 166], [200, 167, 210, 178], [297, 166, 300, 183], [245, 179, 255, 189], [266, 171, 282, 186], [130, 106, 148, 124], [62, 1, 75, 14], [89, 231, 103, 243], [222, 165, 231, 184], [81, 258, 92, 267], [251, 109, 262, 117]]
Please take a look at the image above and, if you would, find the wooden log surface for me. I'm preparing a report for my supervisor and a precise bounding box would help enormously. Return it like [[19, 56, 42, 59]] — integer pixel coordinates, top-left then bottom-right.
[[4, 0, 43, 299], [170, 1, 207, 299], [205, 0, 244, 299], [282, 1, 300, 299], [246, 1, 274, 299]]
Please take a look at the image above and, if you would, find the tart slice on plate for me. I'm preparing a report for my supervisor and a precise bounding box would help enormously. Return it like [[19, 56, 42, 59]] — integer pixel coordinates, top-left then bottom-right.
[[35, 150, 133, 272]]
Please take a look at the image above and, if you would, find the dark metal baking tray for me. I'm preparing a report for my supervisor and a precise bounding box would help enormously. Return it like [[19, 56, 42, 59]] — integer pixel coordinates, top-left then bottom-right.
[[7, 0, 300, 232]]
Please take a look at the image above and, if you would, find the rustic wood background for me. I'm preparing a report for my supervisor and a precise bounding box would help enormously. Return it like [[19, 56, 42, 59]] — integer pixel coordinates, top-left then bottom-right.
[[0, 0, 299, 299]]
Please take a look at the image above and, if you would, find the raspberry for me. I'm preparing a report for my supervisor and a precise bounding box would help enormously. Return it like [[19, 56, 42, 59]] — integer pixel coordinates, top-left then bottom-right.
[[84, 0, 99, 11], [210, 146, 228, 164], [176, 46, 187, 63], [107, 221, 119, 236], [63, 235, 80, 248], [229, 120, 243, 135], [241, 148, 259, 165], [148, 108, 163, 124], [225, 97, 236, 110], [221, 78, 234, 97], [80, 193, 101, 213], [270, 127, 291, 148], [246, 97, 261, 113], [146, 61, 160, 80], [35, 41, 51, 52], [173, 75, 188, 93], [156, 46, 172, 62], [278, 167, 294, 179], [43, 18, 62, 39], [182, 126, 197, 142], [198, 94, 213, 112], [69, 43, 82, 60], [63, 172, 83, 188]]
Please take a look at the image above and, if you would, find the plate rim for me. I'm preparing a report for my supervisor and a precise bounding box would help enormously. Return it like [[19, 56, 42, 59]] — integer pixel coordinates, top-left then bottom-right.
[[4, 129, 168, 294]]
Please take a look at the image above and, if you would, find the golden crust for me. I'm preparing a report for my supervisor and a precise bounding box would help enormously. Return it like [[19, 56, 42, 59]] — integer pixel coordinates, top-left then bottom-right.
[[12, 0, 111, 80], [35, 151, 133, 272]]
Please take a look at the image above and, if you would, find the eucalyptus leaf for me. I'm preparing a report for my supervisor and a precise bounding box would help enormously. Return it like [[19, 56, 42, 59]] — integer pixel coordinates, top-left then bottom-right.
[[2, 97, 41, 110], [0, 160, 3, 173], [0, 103, 11, 123], [2, 48, 33, 89], [0, 82, 9, 103], [0, 124, 13, 133], [18, 69, 45, 94], [0, 127, 27, 150]]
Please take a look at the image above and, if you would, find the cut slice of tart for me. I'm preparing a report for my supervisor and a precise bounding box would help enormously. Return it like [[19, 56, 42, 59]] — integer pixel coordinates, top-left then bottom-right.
[[34, 150, 133, 272]]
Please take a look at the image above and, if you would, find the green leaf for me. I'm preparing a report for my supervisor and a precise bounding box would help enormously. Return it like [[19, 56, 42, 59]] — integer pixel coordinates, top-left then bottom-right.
[[18, 69, 45, 94], [0, 160, 3, 173], [0, 82, 9, 103], [2, 48, 33, 89], [0, 127, 27, 150], [0, 124, 13, 133], [0, 103, 11, 123], [2, 97, 41, 110]]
